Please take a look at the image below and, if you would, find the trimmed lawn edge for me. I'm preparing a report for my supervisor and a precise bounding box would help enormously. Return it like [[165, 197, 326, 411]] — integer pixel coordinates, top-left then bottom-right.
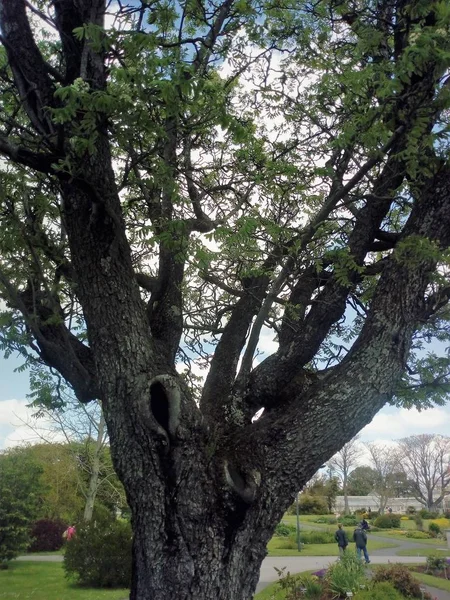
[[410, 571, 450, 593], [397, 548, 450, 557]]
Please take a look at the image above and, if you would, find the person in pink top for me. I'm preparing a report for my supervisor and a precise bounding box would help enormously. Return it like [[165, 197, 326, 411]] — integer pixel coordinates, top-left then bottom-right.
[[64, 524, 76, 541]]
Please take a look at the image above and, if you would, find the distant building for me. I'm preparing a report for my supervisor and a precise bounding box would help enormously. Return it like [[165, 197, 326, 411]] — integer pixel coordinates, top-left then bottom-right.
[[334, 496, 423, 513]]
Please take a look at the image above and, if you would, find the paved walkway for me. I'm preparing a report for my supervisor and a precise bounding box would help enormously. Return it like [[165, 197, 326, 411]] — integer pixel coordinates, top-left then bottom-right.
[[18, 552, 450, 599]]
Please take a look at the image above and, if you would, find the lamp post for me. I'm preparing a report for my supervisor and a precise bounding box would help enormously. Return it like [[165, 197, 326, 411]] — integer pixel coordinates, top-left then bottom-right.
[[296, 491, 301, 552]]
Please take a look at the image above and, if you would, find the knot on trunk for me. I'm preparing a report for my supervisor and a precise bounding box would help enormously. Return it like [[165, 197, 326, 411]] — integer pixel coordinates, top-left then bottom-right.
[[224, 460, 261, 504], [149, 375, 181, 440]]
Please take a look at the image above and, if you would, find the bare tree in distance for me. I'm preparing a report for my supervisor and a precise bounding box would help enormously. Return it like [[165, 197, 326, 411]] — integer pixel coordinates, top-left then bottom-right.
[[18, 398, 125, 521], [329, 435, 363, 514], [366, 443, 400, 514], [397, 434, 450, 511]]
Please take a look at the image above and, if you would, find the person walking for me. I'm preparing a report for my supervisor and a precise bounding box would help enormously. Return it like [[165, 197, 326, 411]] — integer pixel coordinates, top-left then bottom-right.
[[353, 523, 370, 563], [335, 523, 348, 557]]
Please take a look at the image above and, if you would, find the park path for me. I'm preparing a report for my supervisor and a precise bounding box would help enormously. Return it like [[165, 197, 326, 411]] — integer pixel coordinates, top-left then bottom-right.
[[17, 552, 449, 598]]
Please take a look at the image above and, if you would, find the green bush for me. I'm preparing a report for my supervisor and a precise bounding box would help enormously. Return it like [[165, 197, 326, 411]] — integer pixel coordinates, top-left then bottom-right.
[[419, 509, 439, 519], [313, 516, 337, 524], [275, 569, 323, 599], [325, 554, 365, 597], [428, 522, 441, 537], [274, 523, 296, 537], [298, 494, 328, 515], [414, 514, 423, 530], [296, 574, 323, 599], [275, 536, 298, 549], [300, 530, 335, 544], [340, 515, 358, 526], [404, 530, 432, 539], [64, 517, 132, 587], [373, 514, 400, 528], [372, 564, 424, 598], [426, 554, 448, 573], [354, 581, 405, 600]]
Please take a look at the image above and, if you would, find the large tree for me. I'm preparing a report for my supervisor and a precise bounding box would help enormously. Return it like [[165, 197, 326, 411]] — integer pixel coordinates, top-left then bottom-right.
[[396, 434, 450, 510], [0, 1, 450, 598], [329, 435, 362, 514], [366, 442, 401, 513]]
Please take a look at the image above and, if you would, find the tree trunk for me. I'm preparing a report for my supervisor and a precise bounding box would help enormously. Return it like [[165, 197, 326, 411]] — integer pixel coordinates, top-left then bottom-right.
[[83, 410, 106, 522], [343, 476, 349, 515]]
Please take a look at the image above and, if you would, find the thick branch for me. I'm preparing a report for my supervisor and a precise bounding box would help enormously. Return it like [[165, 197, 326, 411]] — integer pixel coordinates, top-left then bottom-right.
[[0, 0, 56, 136]]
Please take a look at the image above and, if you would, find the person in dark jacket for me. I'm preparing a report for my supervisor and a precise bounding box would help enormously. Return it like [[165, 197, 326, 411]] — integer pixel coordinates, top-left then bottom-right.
[[360, 518, 370, 531], [353, 524, 370, 563], [334, 524, 348, 557]]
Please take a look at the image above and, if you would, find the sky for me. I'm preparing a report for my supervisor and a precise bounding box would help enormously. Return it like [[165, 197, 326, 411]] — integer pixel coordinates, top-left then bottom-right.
[[1, 337, 450, 451]]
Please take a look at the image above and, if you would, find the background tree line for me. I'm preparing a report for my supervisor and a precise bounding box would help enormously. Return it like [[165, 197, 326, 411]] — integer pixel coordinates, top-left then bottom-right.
[[298, 434, 450, 514]]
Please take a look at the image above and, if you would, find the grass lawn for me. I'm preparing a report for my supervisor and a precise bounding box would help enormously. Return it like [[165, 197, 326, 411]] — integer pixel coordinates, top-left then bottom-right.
[[410, 571, 450, 594], [0, 561, 128, 600], [369, 530, 445, 545], [267, 538, 397, 556], [397, 548, 450, 557], [283, 515, 331, 528], [26, 549, 65, 556]]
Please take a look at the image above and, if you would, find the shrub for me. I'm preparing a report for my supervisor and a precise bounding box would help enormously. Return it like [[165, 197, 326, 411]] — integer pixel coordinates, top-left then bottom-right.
[[300, 530, 335, 544], [428, 522, 441, 537], [373, 514, 400, 529], [414, 514, 423, 531], [354, 581, 405, 600], [28, 518, 66, 552], [64, 517, 132, 587], [404, 530, 432, 539], [340, 514, 359, 526], [426, 554, 448, 574], [296, 574, 323, 599], [274, 523, 296, 537], [325, 553, 365, 597], [407, 506, 416, 514], [429, 517, 450, 529], [298, 494, 328, 515], [274, 536, 298, 549], [313, 515, 337, 524], [419, 509, 439, 519], [372, 564, 424, 598]]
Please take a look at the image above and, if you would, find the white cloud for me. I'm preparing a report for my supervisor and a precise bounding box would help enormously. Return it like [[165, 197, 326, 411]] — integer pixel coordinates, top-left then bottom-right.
[[360, 406, 450, 442], [0, 398, 31, 425], [0, 398, 60, 450]]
